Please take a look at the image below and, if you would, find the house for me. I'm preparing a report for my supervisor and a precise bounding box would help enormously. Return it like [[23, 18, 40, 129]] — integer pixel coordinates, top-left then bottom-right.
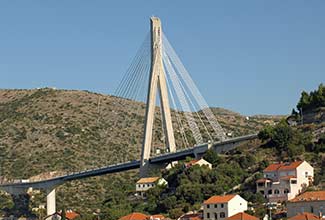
[[119, 213, 165, 220], [287, 191, 325, 218], [178, 212, 203, 220], [185, 158, 212, 169], [226, 212, 259, 220], [119, 213, 148, 220], [203, 195, 248, 220], [288, 212, 324, 220], [45, 210, 80, 220], [256, 161, 314, 202], [136, 177, 168, 196]]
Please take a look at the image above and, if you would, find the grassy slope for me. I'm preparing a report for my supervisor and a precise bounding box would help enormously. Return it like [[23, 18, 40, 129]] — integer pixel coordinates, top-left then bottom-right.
[[0, 88, 284, 214]]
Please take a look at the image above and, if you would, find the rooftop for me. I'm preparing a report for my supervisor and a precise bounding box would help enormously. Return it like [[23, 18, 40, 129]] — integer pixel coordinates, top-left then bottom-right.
[[119, 212, 148, 220], [137, 177, 160, 184], [226, 212, 259, 220], [264, 161, 304, 172], [289, 191, 325, 203], [204, 195, 236, 204], [288, 212, 322, 220]]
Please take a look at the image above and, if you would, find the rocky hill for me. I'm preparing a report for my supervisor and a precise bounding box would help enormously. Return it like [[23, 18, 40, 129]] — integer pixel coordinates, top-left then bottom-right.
[[0, 88, 284, 217]]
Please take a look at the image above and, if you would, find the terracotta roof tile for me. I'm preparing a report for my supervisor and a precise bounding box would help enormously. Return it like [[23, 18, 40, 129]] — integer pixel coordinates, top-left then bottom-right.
[[289, 191, 325, 202], [226, 212, 259, 220], [264, 161, 303, 172], [65, 210, 80, 220], [204, 195, 236, 204], [288, 212, 321, 220], [137, 177, 160, 184], [119, 212, 148, 220]]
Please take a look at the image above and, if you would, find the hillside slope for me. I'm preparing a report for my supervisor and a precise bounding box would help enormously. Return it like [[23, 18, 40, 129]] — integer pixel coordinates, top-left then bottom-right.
[[0, 88, 284, 217]]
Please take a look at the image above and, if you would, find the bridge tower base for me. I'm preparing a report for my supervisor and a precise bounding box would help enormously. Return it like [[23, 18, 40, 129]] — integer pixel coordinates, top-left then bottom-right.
[[46, 188, 56, 216]]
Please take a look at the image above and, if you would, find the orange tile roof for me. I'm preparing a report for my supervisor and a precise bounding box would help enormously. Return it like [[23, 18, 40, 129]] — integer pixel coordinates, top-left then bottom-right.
[[288, 212, 321, 220], [119, 212, 148, 220], [137, 177, 160, 184], [186, 159, 199, 166], [264, 161, 303, 172], [289, 191, 325, 202], [65, 210, 80, 220], [226, 212, 259, 220], [204, 195, 236, 204], [280, 175, 296, 180]]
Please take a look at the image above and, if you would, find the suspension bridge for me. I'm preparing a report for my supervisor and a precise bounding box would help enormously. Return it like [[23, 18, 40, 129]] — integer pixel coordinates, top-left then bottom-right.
[[0, 17, 258, 217]]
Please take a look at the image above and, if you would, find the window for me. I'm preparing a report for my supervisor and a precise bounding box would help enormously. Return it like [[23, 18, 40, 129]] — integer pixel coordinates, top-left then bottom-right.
[[311, 206, 314, 213], [221, 204, 224, 208], [305, 172, 309, 178], [257, 182, 264, 187], [259, 190, 265, 195], [214, 204, 218, 208], [207, 213, 210, 219], [220, 212, 225, 218], [207, 205, 210, 209], [284, 189, 290, 194], [291, 180, 297, 184], [274, 189, 280, 194], [214, 213, 218, 219], [268, 189, 272, 195]]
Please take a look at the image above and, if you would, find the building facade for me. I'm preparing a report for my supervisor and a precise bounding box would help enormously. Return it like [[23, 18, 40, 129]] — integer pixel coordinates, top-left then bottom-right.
[[256, 161, 314, 202], [185, 158, 212, 169], [136, 177, 168, 196], [203, 195, 247, 220], [287, 191, 325, 218]]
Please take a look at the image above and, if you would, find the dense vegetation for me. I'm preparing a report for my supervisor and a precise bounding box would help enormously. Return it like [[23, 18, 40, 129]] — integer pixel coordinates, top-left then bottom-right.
[[296, 83, 325, 113]]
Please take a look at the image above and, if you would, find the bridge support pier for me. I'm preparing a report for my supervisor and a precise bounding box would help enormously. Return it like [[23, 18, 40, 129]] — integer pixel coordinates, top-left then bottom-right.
[[46, 188, 56, 216]]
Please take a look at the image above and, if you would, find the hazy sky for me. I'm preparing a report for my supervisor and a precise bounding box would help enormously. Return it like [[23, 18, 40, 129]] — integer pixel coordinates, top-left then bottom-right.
[[0, 1, 324, 115]]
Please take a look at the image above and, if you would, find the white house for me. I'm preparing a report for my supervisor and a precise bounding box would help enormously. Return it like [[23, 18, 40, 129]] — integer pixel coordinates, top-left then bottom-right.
[[287, 191, 325, 218], [136, 177, 167, 196], [203, 195, 248, 220], [256, 161, 314, 202], [185, 158, 212, 169]]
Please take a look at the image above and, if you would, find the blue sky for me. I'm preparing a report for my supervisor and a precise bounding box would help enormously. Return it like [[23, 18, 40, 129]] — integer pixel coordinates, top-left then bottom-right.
[[0, 1, 324, 115]]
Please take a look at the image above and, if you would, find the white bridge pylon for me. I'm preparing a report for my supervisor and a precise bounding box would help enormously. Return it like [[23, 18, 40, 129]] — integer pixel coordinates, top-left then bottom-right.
[[140, 17, 176, 177], [115, 17, 227, 177]]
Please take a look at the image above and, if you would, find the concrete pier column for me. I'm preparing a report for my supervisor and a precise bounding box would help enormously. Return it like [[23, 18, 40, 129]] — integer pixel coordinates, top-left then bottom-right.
[[46, 188, 56, 216]]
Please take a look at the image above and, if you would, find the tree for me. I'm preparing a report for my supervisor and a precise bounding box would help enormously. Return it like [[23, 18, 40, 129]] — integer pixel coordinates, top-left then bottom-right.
[[203, 149, 224, 167], [272, 121, 293, 151], [258, 125, 274, 141]]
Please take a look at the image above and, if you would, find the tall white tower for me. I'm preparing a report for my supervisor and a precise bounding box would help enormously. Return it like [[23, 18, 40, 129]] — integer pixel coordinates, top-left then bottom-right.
[[140, 17, 176, 177]]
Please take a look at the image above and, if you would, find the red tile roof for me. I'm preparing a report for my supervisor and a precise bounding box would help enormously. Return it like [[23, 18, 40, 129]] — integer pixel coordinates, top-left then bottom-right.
[[119, 212, 148, 220], [289, 191, 325, 202], [137, 177, 160, 184], [288, 212, 321, 220], [226, 212, 259, 220], [204, 195, 236, 204], [65, 210, 80, 220], [280, 175, 296, 180], [264, 161, 303, 172]]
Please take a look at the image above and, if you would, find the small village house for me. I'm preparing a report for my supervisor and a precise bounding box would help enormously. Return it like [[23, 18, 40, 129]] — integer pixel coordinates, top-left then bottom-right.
[[185, 158, 212, 169], [256, 161, 313, 202], [136, 177, 168, 197], [287, 191, 325, 218], [203, 195, 248, 220]]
